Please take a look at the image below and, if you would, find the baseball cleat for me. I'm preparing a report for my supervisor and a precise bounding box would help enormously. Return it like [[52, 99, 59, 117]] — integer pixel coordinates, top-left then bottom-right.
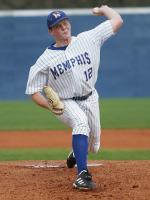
[[66, 151, 76, 168], [73, 170, 96, 190]]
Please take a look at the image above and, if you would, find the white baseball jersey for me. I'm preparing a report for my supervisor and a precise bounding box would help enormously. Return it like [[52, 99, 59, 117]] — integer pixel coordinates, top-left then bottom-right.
[[26, 20, 114, 98], [26, 20, 114, 153]]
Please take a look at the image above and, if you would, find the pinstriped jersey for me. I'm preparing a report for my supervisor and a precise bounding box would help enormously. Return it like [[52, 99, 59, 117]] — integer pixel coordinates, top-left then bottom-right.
[[25, 20, 114, 99]]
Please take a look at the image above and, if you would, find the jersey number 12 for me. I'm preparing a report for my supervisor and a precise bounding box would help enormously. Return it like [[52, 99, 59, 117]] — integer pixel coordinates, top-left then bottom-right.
[[84, 67, 92, 81]]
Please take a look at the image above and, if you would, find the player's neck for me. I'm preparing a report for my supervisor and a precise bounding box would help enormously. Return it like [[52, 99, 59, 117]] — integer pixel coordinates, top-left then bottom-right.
[[55, 38, 71, 47]]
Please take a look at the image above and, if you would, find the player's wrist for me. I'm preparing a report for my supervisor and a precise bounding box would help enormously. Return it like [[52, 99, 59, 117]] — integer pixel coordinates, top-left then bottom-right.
[[99, 5, 110, 15]]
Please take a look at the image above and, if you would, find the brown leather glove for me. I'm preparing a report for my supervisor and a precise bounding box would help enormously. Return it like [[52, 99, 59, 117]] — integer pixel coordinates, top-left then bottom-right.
[[43, 86, 64, 115]]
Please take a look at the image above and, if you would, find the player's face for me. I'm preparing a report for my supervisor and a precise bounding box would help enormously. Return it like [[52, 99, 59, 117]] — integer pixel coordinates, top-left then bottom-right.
[[50, 19, 71, 42]]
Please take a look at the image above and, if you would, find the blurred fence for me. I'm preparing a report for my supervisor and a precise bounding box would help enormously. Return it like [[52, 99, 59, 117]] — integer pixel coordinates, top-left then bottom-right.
[[0, 0, 150, 9], [0, 8, 150, 99]]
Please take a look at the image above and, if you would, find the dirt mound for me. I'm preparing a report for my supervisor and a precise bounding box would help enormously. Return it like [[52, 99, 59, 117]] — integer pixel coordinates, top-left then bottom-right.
[[0, 160, 149, 200]]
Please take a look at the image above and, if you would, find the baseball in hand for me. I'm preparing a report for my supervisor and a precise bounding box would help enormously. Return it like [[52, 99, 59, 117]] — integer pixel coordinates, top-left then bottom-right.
[[92, 7, 100, 15]]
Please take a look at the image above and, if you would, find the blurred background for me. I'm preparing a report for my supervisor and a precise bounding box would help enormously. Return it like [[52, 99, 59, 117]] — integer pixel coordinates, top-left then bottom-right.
[[0, 0, 150, 161], [0, 0, 150, 130], [0, 0, 150, 9]]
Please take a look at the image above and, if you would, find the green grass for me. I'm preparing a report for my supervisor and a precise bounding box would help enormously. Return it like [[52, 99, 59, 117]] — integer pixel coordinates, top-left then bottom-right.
[[0, 98, 150, 130], [0, 149, 149, 161], [0, 101, 68, 130], [100, 98, 150, 129]]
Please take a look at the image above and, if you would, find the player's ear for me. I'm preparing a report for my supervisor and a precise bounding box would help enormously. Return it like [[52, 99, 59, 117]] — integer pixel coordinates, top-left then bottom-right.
[[48, 28, 53, 35]]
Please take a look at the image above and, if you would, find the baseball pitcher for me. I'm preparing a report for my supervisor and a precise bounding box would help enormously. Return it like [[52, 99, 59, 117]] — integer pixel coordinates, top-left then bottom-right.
[[26, 5, 123, 190]]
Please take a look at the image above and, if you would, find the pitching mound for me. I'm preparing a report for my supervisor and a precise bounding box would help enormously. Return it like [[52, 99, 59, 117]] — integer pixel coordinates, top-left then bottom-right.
[[0, 160, 149, 200]]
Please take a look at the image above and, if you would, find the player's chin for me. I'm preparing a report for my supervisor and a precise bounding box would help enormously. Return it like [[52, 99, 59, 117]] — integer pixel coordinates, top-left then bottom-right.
[[63, 33, 71, 40], [63, 30, 71, 37]]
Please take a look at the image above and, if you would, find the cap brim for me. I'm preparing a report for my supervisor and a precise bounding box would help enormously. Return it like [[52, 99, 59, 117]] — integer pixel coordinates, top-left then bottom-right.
[[50, 16, 69, 28]]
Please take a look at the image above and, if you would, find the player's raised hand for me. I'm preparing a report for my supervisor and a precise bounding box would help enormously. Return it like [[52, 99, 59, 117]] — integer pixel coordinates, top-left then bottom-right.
[[92, 5, 123, 33], [92, 6, 105, 16]]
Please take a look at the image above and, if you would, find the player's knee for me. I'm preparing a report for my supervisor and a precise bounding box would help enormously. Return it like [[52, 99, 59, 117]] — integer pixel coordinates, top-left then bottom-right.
[[73, 119, 90, 136]]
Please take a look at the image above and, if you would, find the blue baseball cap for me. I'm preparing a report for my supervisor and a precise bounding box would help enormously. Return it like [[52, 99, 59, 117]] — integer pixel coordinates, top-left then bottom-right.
[[47, 10, 69, 29]]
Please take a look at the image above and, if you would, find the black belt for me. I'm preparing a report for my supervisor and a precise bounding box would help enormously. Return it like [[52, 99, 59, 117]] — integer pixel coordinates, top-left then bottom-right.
[[72, 92, 92, 101]]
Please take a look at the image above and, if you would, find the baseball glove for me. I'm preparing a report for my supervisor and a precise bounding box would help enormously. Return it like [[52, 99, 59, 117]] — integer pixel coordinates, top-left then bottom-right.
[[43, 86, 64, 115]]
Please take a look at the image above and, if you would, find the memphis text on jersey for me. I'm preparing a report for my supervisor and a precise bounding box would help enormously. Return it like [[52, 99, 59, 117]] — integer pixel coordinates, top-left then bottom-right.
[[50, 52, 91, 80]]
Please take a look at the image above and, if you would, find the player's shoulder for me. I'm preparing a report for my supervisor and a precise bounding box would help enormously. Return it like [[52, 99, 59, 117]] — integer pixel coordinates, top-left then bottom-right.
[[75, 30, 91, 42], [37, 49, 49, 61], [35, 45, 62, 66], [76, 25, 99, 39], [38, 47, 56, 60], [33, 48, 51, 68], [78, 20, 112, 36], [93, 20, 114, 35]]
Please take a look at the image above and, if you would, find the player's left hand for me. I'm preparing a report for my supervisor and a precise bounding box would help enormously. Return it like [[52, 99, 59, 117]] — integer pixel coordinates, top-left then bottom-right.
[[43, 86, 64, 115]]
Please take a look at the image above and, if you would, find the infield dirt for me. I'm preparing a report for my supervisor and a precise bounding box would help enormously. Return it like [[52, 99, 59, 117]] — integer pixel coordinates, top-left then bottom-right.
[[0, 129, 149, 200], [0, 129, 150, 149]]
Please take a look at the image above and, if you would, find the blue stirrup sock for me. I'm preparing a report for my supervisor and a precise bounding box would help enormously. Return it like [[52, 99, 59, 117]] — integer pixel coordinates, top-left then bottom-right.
[[72, 134, 88, 174]]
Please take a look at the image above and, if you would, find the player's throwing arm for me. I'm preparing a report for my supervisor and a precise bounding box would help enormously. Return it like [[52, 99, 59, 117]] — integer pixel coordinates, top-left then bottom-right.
[[93, 5, 123, 32]]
